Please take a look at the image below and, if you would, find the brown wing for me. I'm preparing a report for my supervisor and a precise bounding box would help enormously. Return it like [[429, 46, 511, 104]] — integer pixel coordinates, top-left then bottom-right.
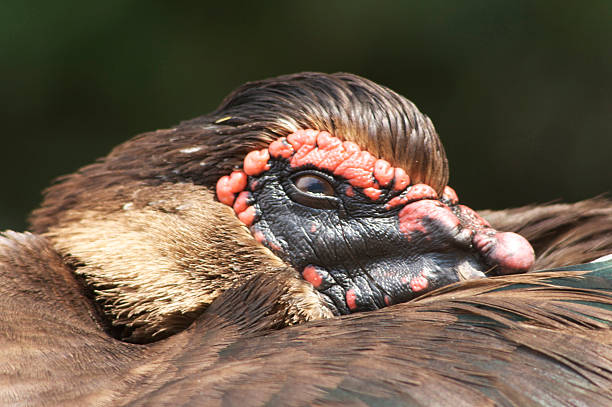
[[0, 232, 150, 406], [123, 268, 612, 407], [4, 231, 612, 406]]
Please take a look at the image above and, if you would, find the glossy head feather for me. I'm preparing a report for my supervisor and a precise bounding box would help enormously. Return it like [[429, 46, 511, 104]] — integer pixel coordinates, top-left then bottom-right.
[[31, 72, 449, 233]]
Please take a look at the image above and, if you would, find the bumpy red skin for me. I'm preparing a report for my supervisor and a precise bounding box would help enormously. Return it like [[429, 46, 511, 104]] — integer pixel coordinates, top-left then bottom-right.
[[398, 200, 460, 237], [302, 265, 323, 288], [216, 129, 535, 295], [216, 171, 247, 206]]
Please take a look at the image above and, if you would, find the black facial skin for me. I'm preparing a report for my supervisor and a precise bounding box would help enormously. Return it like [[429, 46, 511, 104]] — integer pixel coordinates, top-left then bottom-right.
[[246, 158, 488, 315]]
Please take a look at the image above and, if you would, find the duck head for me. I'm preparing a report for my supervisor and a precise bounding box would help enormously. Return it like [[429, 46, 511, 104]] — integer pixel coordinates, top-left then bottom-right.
[[30, 72, 534, 341], [216, 128, 534, 314]]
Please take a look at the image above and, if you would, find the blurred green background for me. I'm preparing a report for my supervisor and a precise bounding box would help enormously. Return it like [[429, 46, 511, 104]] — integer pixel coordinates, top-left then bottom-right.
[[1, 1, 611, 231]]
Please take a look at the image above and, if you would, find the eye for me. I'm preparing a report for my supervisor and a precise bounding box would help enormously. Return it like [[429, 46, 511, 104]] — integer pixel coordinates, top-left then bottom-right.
[[294, 174, 335, 196], [287, 172, 339, 209]]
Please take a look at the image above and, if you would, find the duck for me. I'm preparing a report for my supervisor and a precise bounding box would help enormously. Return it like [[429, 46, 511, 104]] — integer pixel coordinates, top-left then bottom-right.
[[1, 72, 611, 406]]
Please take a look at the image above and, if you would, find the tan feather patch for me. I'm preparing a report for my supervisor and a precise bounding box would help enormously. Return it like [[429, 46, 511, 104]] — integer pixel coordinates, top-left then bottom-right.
[[44, 183, 326, 341]]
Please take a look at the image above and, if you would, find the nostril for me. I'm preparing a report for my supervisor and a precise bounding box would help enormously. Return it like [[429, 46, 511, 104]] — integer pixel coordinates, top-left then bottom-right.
[[473, 231, 535, 275]]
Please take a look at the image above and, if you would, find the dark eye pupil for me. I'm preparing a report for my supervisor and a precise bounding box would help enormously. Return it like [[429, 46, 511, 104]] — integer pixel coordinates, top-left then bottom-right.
[[294, 175, 335, 196]]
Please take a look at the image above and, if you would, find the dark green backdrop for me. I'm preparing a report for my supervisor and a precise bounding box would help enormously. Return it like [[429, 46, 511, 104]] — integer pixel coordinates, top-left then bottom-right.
[[2, 1, 611, 231]]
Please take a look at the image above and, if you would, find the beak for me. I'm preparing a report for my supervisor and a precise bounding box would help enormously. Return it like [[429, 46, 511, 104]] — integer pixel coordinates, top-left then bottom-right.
[[473, 231, 535, 275]]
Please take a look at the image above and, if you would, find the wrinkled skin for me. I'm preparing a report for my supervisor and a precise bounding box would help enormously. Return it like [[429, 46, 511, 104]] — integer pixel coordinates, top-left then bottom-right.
[[217, 129, 535, 314]]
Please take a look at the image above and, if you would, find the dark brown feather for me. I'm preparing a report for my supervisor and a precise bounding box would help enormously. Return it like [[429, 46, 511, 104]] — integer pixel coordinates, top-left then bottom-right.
[[0, 232, 146, 406], [3, 231, 612, 406]]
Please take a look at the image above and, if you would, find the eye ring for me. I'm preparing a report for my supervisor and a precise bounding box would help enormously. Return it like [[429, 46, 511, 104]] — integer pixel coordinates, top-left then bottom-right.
[[286, 171, 340, 209]]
